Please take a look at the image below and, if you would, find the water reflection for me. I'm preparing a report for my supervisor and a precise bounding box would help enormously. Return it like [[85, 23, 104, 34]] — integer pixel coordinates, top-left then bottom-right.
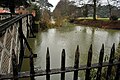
[[29, 26, 120, 80]]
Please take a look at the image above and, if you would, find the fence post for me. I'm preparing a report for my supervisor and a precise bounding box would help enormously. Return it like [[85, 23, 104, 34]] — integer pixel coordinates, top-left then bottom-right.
[[96, 44, 104, 80], [26, 15, 29, 38], [73, 45, 80, 80], [115, 57, 120, 80], [85, 44, 92, 80], [61, 49, 66, 80], [18, 19, 24, 71], [46, 47, 50, 80], [12, 49, 18, 80], [29, 15, 36, 38], [30, 53, 35, 80], [20, 30, 35, 80], [106, 43, 115, 80]]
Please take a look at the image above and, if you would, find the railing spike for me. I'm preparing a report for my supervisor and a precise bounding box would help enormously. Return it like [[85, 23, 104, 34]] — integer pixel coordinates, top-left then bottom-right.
[[47, 47, 50, 56], [96, 44, 104, 80], [62, 49, 65, 56], [85, 44, 92, 80], [46, 47, 50, 80], [73, 45, 80, 80], [61, 49, 66, 80], [106, 43, 115, 80], [112, 43, 115, 52], [76, 45, 79, 52], [90, 44, 92, 50]]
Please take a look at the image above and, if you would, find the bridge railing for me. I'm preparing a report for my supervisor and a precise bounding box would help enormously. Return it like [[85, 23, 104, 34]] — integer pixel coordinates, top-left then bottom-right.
[[0, 14, 35, 75], [0, 13, 19, 21]]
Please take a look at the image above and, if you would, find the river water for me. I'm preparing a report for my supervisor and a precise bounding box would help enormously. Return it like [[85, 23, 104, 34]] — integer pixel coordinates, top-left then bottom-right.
[[28, 24, 120, 80]]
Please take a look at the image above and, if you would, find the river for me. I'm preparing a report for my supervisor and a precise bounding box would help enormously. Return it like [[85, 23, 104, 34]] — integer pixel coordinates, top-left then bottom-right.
[[27, 24, 120, 80]]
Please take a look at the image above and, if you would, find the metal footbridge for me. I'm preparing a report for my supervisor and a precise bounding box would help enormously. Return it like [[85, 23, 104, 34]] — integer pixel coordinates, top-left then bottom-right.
[[0, 13, 35, 78]]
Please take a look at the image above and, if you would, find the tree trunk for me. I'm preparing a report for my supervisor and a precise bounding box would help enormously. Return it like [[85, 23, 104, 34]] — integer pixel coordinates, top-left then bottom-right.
[[93, 0, 96, 20], [9, 6, 15, 13], [108, 5, 112, 20], [9, 0, 15, 13], [107, 0, 112, 20]]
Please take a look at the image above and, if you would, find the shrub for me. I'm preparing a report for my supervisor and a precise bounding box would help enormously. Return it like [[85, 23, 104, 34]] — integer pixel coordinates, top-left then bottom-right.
[[110, 15, 118, 21]]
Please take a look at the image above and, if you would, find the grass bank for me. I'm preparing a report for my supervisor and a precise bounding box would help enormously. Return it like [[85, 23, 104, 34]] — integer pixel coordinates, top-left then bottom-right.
[[69, 18, 120, 30]]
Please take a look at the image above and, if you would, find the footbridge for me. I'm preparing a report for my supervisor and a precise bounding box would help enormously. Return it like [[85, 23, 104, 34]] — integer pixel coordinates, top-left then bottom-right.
[[0, 13, 35, 77]]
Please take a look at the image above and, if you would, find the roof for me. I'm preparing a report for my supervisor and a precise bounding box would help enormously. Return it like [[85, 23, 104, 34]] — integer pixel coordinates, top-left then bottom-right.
[[0, 10, 10, 13]]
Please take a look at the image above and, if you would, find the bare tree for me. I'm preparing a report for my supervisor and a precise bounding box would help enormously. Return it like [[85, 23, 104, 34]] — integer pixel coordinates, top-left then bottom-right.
[[77, 0, 97, 20], [93, 0, 97, 20], [106, 0, 120, 19], [107, 0, 113, 18]]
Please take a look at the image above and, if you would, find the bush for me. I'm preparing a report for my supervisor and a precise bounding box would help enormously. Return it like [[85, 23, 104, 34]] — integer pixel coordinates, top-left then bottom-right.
[[110, 15, 118, 21]]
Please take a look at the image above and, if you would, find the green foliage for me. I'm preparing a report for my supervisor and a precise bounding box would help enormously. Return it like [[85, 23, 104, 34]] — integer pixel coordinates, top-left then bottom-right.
[[90, 69, 97, 80], [0, 0, 29, 8], [0, 0, 30, 13], [110, 15, 118, 21], [27, 4, 41, 21]]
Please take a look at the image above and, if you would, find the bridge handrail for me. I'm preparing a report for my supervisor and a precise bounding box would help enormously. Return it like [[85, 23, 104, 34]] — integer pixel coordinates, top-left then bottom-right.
[[0, 13, 19, 21], [0, 14, 33, 32], [0, 13, 18, 15], [0, 13, 35, 75]]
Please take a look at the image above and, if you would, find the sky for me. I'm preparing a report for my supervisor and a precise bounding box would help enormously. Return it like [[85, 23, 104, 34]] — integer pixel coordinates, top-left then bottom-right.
[[48, 0, 106, 11], [48, 0, 119, 11], [48, 0, 60, 11]]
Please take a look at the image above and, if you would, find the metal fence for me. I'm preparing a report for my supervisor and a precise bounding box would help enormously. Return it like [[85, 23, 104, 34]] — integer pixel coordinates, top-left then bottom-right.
[[0, 43, 120, 80], [0, 13, 18, 21], [0, 14, 35, 76]]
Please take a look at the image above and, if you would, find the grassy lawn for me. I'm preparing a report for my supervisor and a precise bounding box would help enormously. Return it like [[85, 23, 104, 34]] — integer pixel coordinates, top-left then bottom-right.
[[97, 18, 109, 21], [77, 17, 120, 21], [72, 17, 120, 29]]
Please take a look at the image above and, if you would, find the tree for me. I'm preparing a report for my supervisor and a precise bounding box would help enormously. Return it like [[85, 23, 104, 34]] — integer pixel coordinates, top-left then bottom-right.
[[83, 4, 88, 17], [75, 0, 97, 20], [93, 0, 97, 20], [107, 0, 120, 20], [78, 0, 89, 18], [107, 0, 114, 19], [0, 0, 30, 13]]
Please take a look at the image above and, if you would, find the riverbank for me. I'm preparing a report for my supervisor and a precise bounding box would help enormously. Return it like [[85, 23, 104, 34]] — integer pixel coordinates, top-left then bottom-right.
[[69, 19, 120, 30]]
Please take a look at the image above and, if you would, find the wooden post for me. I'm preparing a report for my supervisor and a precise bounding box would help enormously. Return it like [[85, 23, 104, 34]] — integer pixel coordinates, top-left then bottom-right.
[[73, 45, 80, 80], [115, 57, 120, 80], [61, 49, 66, 80], [85, 44, 92, 80], [96, 44, 104, 80], [12, 49, 18, 80], [106, 43, 115, 80], [46, 47, 50, 80]]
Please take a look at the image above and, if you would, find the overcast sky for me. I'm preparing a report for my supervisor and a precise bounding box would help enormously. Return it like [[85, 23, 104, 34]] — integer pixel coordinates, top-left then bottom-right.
[[48, 0, 107, 11], [48, 0, 119, 11], [48, 0, 60, 11]]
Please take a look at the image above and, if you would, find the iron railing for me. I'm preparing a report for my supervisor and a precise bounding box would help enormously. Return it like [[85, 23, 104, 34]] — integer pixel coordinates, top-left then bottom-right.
[[0, 44, 120, 80], [0, 13, 18, 21], [0, 14, 35, 76]]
